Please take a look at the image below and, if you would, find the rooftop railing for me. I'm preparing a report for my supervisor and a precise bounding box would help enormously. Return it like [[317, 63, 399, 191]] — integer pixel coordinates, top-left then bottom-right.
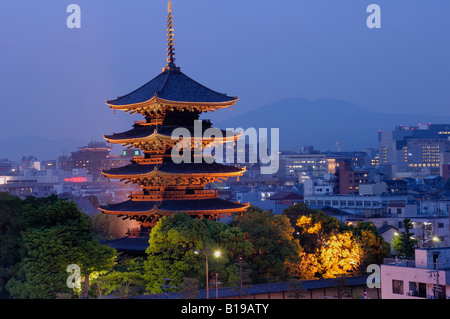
[[383, 258, 450, 270]]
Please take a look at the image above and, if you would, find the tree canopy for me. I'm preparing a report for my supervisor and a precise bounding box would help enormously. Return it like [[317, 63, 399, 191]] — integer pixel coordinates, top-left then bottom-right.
[[0, 193, 116, 299]]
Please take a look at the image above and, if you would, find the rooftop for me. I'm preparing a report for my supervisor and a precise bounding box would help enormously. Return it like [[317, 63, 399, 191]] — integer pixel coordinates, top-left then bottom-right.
[[102, 160, 244, 177], [100, 197, 248, 214], [106, 69, 237, 107]]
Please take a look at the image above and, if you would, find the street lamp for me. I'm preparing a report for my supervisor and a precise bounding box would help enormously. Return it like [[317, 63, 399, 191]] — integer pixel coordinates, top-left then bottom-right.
[[195, 246, 220, 299]]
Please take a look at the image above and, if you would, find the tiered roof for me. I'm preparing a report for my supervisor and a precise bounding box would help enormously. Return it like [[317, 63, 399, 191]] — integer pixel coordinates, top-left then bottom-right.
[[106, 69, 238, 109], [99, 0, 249, 226], [100, 198, 246, 215]]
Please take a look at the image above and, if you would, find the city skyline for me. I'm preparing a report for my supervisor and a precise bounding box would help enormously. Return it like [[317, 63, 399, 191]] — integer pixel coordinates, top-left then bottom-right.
[[2, 1, 450, 302], [0, 0, 449, 147]]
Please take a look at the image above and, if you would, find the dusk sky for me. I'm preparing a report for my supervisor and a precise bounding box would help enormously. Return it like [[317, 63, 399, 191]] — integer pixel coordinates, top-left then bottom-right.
[[1, 0, 449, 145]]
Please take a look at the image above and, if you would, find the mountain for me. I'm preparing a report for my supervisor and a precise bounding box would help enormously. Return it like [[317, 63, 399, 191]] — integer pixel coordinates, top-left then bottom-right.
[[0, 136, 85, 162], [213, 97, 450, 152]]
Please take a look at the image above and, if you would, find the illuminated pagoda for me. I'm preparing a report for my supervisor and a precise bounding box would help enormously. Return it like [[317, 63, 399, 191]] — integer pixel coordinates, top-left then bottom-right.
[[99, 0, 249, 235]]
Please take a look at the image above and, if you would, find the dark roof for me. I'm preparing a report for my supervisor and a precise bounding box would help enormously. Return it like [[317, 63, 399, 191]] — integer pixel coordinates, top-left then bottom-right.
[[268, 191, 303, 201], [106, 69, 237, 106], [131, 275, 370, 299], [102, 160, 243, 176], [103, 237, 149, 253], [385, 179, 408, 185], [100, 198, 247, 213], [321, 206, 354, 216], [378, 224, 398, 234], [104, 124, 236, 141]]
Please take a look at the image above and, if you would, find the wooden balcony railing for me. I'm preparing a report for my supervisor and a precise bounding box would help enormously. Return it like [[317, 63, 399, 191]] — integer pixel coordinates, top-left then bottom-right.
[[129, 189, 219, 201], [134, 119, 163, 126], [132, 156, 163, 165]]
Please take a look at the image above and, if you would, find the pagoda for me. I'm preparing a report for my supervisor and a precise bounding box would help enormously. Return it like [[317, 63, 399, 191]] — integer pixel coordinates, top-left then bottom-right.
[[99, 1, 249, 233]]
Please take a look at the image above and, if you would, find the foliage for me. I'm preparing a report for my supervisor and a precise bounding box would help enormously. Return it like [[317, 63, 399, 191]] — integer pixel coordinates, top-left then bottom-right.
[[144, 213, 252, 294], [293, 207, 391, 280], [178, 277, 200, 299], [392, 218, 418, 259], [295, 210, 359, 279], [0, 193, 116, 299], [348, 221, 390, 269], [295, 209, 341, 253], [233, 205, 302, 283]]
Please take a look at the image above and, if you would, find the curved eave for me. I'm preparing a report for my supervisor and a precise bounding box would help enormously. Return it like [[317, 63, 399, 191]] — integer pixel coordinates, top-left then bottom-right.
[[99, 206, 157, 215], [101, 167, 246, 180], [99, 203, 249, 216], [103, 130, 241, 145], [106, 95, 238, 112]]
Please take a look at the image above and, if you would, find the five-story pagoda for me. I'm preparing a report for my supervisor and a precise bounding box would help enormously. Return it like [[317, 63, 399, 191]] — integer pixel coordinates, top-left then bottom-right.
[[99, 1, 249, 234]]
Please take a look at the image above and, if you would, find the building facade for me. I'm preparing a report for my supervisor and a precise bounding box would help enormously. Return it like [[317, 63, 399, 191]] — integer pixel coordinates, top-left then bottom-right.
[[381, 247, 450, 299], [379, 124, 450, 179]]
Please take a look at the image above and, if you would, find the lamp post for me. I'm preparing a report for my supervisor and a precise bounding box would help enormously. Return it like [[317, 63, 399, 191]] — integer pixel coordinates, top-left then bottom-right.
[[195, 246, 220, 299], [215, 273, 219, 299]]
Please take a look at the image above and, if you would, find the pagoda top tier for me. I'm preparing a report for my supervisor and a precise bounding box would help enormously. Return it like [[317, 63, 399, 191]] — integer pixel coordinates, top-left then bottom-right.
[[106, 0, 237, 113], [106, 69, 238, 113]]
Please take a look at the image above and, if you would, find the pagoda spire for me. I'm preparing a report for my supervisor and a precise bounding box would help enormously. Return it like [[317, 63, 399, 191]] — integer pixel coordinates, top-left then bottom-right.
[[165, 0, 178, 71]]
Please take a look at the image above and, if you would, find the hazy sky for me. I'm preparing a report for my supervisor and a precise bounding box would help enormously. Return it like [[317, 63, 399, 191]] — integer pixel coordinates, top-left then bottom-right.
[[1, 0, 449, 144]]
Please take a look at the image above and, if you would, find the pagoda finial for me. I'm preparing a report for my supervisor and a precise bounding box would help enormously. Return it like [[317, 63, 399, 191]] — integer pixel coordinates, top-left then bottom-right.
[[164, 0, 179, 72]]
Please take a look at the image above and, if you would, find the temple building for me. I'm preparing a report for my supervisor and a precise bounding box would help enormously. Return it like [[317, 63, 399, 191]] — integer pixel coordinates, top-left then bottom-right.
[[99, 1, 249, 236]]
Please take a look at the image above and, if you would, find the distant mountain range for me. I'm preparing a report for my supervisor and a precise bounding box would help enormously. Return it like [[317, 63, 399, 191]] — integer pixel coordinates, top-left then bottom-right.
[[213, 97, 450, 152], [2, 97, 450, 162]]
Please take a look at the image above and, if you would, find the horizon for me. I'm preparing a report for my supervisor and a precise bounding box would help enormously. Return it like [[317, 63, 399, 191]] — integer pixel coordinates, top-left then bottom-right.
[[0, 1, 449, 147]]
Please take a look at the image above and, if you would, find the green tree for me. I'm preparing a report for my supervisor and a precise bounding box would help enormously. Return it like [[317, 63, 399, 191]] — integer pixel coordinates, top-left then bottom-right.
[[2, 195, 116, 299], [78, 241, 117, 298], [393, 218, 418, 259], [144, 213, 252, 294], [233, 206, 302, 283]]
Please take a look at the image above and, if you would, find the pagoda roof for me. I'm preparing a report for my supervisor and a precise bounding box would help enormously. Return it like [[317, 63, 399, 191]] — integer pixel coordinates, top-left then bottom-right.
[[104, 124, 239, 142], [106, 69, 237, 107], [99, 198, 248, 215], [102, 161, 244, 178]]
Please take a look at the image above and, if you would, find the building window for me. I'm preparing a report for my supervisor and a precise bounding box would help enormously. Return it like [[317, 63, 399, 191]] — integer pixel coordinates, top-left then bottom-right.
[[392, 280, 404, 295], [409, 282, 426, 298]]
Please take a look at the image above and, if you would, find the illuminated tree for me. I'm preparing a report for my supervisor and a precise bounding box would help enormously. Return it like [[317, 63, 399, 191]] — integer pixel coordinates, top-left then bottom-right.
[[317, 232, 361, 278], [296, 212, 361, 279], [343, 221, 390, 272]]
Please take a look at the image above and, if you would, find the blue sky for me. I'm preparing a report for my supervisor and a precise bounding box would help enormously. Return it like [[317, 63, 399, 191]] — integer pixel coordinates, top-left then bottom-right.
[[0, 0, 449, 143]]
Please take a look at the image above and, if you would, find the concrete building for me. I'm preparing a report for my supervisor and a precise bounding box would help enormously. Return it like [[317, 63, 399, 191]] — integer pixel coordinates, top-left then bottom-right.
[[378, 124, 450, 179], [303, 178, 334, 196], [333, 160, 369, 195], [304, 194, 409, 215], [381, 247, 450, 299], [58, 141, 138, 180], [281, 152, 328, 183]]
